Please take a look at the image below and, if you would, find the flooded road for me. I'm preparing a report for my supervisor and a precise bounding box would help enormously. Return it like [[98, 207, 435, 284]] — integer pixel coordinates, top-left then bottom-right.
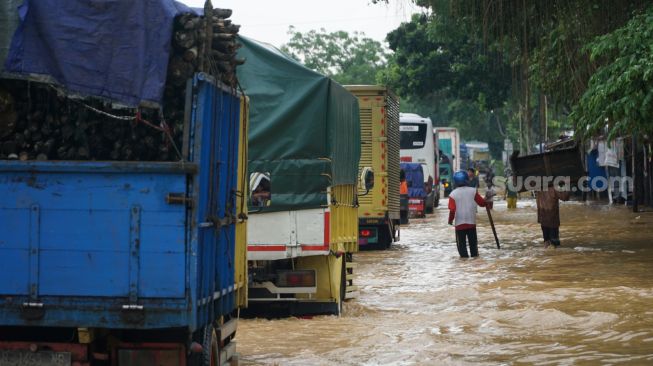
[[236, 199, 653, 365]]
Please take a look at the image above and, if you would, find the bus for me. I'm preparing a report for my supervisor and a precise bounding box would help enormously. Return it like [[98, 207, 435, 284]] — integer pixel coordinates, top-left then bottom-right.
[[399, 113, 438, 212]]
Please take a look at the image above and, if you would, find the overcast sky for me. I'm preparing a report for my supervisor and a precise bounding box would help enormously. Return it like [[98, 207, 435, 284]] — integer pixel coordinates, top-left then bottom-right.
[[179, 0, 425, 48]]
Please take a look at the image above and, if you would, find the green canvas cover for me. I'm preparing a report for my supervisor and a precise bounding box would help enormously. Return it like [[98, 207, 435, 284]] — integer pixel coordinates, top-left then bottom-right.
[[237, 36, 360, 211]]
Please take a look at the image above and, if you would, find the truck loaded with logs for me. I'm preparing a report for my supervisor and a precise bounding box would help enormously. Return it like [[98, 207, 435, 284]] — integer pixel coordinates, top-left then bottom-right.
[[0, 1, 247, 365]]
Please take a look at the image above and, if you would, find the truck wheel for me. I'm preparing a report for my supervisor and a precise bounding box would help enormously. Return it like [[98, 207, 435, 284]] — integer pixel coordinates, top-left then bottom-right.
[[378, 226, 392, 249], [204, 325, 219, 366], [189, 325, 218, 366]]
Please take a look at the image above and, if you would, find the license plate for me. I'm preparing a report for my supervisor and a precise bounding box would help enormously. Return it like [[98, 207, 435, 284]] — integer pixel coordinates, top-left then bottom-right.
[[0, 350, 71, 366]]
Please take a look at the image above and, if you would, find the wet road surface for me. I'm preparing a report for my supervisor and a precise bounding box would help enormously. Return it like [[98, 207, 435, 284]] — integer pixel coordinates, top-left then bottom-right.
[[236, 198, 653, 365]]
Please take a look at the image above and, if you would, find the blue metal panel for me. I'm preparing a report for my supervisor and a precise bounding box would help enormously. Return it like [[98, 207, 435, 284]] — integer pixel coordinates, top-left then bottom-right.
[[0, 164, 188, 300], [187, 74, 240, 331], [0, 297, 189, 328]]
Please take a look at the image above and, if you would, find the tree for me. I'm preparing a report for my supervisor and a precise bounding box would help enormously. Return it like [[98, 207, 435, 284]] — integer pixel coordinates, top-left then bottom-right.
[[572, 5, 653, 141], [379, 11, 514, 158], [381, 13, 511, 110], [280, 27, 388, 85], [411, 0, 650, 146]]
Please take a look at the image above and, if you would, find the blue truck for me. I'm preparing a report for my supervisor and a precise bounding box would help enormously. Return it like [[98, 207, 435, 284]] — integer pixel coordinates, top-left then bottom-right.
[[400, 163, 427, 218], [0, 1, 246, 364], [0, 74, 244, 366]]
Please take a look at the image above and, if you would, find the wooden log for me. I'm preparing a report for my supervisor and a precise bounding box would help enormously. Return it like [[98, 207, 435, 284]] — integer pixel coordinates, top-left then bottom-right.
[[183, 47, 198, 61], [1, 140, 17, 155], [213, 32, 235, 41], [168, 56, 195, 86], [0, 88, 17, 138], [212, 8, 232, 19], [210, 49, 233, 61], [212, 39, 238, 53], [174, 30, 197, 49]]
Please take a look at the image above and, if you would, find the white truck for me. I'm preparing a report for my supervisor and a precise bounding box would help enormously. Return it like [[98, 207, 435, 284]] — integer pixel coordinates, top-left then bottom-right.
[[400, 113, 437, 212], [237, 36, 361, 316]]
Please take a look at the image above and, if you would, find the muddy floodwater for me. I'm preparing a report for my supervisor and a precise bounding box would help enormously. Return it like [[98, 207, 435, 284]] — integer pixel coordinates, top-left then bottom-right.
[[236, 199, 653, 365]]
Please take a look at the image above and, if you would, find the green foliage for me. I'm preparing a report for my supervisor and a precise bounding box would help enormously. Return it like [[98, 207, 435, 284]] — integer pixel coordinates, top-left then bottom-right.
[[280, 26, 388, 85], [378, 11, 513, 159], [572, 5, 653, 140], [381, 13, 511, 110], [380, 0, 653, 152]]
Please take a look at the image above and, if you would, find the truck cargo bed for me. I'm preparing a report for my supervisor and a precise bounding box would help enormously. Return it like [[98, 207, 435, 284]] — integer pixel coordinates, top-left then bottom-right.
[[0, 74, 242, 332]]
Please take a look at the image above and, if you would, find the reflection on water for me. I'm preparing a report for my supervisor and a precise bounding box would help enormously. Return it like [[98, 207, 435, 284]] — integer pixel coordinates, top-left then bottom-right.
[[236, 199, 653, 365]]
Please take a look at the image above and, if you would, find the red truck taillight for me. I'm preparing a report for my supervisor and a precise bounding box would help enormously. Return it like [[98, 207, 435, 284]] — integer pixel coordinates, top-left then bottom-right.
[[276, 270, 316, 288]]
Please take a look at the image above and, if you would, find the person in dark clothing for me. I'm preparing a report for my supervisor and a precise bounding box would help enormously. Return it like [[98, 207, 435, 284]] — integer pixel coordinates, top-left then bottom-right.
[[467, 168, 479, 188], [484, 168, 495, 189], [536, 184, 570, 247], [448, 170, 492, 258]]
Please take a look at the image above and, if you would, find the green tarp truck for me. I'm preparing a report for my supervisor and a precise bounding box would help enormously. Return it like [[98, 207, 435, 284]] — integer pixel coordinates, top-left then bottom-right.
[[237, 36, 362, 315]]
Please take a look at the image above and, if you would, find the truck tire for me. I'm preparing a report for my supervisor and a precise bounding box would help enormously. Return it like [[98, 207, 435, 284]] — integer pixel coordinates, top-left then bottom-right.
[[425, 192, 435, 214], [378, 225, 392, 249], [203, 325, 218, 366], [189, 325, 218, 366]]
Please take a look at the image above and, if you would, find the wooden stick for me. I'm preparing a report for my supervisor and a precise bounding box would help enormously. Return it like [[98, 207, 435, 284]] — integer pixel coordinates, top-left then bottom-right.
[[486, 206, 500, 249]]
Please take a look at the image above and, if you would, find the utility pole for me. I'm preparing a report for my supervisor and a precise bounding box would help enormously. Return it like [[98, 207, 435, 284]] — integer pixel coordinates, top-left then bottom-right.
[[632, 134, 638, 213], [544, 94, 548, 143]]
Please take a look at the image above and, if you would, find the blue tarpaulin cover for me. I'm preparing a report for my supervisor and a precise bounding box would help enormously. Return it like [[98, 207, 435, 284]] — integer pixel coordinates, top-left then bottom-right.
[[4, 0, 195, 107], [400, 162, 425, 198]]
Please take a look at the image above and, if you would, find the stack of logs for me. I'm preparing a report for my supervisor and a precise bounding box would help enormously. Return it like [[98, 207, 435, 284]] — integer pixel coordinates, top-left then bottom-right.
[[166, 8, 243, 90], [0, 79, 181, 161], [0, 6, 243, 162]]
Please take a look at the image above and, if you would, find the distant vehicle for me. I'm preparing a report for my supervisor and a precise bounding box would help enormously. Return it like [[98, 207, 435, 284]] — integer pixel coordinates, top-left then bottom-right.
[[439, 155, 454, 197], [466, 141, 490, 172], [435, 127, 461, 173], [432, 129, 441, 207], [435, 127, 460, 197], [400, 113, 437, 213], [400, 162, 427, 218], [460, 142, 470, 171], [346, 85, 401, 250]]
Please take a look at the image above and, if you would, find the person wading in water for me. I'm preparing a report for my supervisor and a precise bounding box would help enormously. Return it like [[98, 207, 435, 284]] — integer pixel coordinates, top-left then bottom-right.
[[448, 170, 493, 258], [536, 182, 570, 247]]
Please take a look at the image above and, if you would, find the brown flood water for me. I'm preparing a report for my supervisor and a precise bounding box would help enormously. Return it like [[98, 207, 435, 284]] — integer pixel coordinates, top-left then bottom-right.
[[236, 199, 653, 365]]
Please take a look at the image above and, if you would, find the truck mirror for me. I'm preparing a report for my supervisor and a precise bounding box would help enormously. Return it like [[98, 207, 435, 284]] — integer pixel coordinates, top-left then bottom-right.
[[360, 167, 374, 193], [249, 172, 271, 207]]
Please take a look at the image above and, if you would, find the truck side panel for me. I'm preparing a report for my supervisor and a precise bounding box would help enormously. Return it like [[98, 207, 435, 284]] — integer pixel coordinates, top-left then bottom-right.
[[350, 88, 400, 218], [0, 165, 186, 299], [0, 162, 191, 328], [189, 75, 241, 328], [329, 184, 358, 253]]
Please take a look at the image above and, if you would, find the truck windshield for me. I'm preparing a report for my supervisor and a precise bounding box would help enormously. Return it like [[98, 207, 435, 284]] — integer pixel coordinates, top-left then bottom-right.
[[400, 123, 427, 150]]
